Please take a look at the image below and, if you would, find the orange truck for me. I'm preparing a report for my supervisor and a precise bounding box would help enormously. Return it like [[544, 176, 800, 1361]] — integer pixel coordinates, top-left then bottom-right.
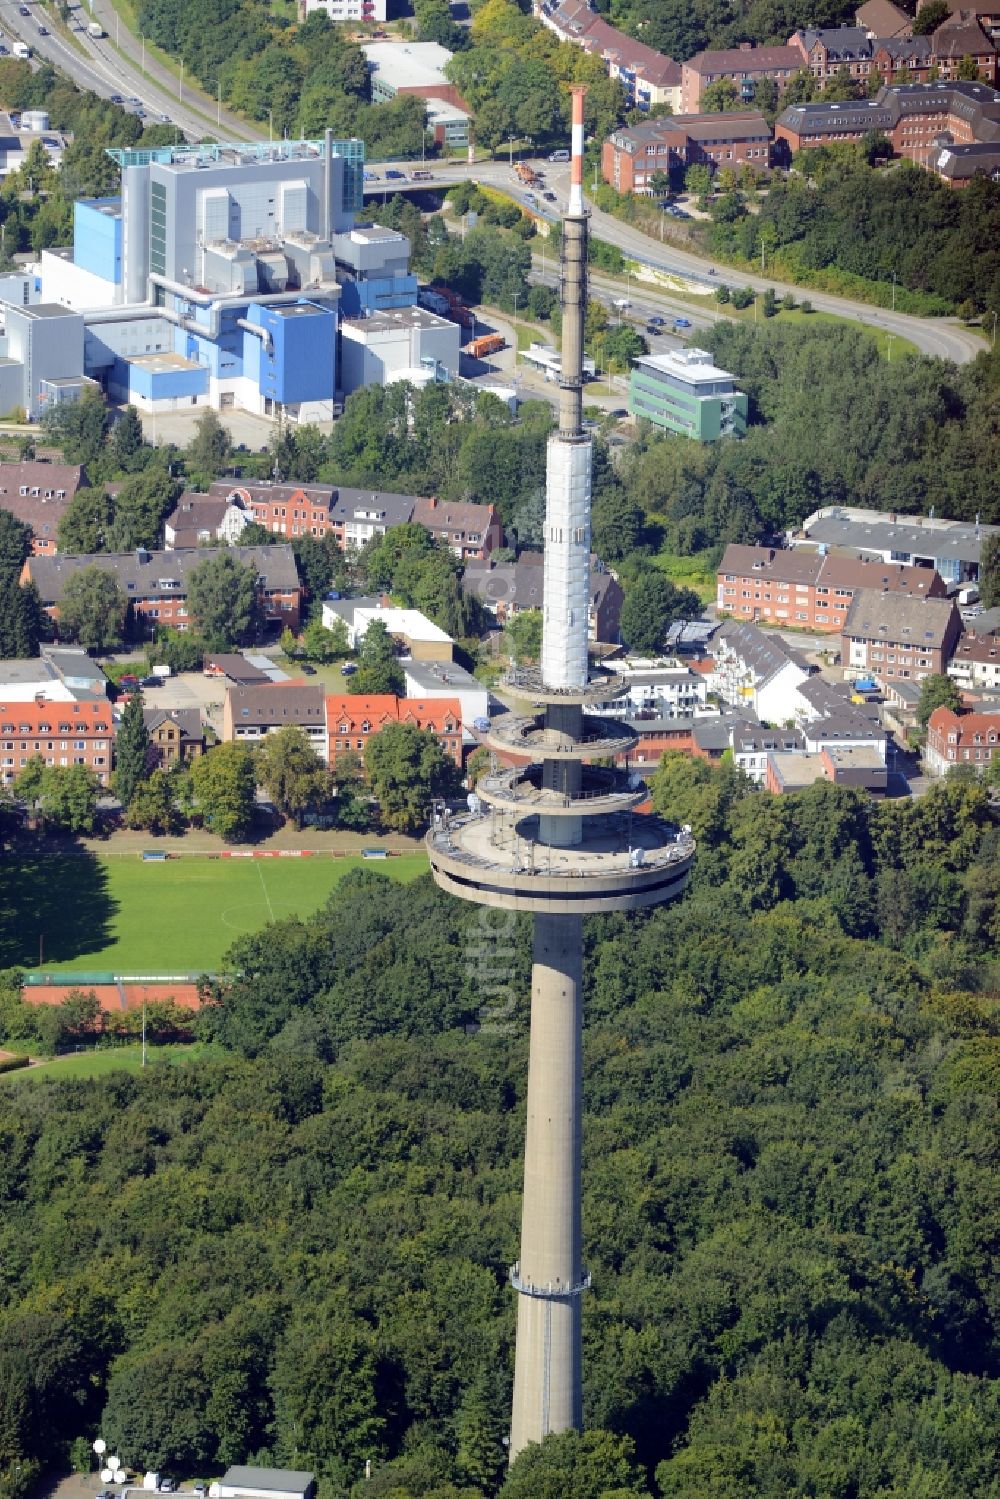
[[515, 162, 537, 185], [464, 333, 506, 358]]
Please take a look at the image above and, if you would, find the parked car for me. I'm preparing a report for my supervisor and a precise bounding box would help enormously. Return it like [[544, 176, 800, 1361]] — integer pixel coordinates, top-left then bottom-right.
[[299, 662, 317, 675], [543, 190, 556, 201], [139, 675, 162, 688], [340, 662, 357, 676], [159, 1481, 176, 1493], [110, 93, 123, 103]]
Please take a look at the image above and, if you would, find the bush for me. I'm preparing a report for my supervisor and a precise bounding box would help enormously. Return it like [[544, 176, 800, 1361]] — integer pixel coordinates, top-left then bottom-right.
[[731, 285, 755, 310], [714, 283, 731, 304], [800, 298, 814, 313]]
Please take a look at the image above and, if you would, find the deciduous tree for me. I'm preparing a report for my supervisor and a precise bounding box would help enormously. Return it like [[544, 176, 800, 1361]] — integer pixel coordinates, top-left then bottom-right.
[[58, 567, 126, 651], [364, 721, 461, 832], [190, 742, 256, 842]]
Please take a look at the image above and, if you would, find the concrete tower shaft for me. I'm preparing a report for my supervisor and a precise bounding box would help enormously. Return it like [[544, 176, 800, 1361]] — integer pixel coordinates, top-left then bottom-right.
[[541, 87, 592, 696], [426, 76, 696, 1473]]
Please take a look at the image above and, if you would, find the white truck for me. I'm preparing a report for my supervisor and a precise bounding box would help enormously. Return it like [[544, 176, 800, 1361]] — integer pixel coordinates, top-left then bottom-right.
[[12, 41, 31, 58], [87, 19, 105, 36]]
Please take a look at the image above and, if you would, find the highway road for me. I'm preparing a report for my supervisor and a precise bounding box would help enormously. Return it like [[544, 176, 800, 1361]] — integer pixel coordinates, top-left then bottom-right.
[[367, 157, 987, 367], [0, 0, 259, 141]]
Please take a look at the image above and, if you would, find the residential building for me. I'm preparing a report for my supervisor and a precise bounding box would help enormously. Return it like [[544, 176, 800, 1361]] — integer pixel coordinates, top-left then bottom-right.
[[537, 0, 682, 110], [410, 496, 503, 562], [629, 347, 748, 441], [0, 462, 87, 554], [776, 80, 1000, 178], [925, 704, 1000, 773], [710, 621, 813, 722], [462, 555, 623, 643], [801, 710, 888, 761], [0, 646, 108, 703], [597, 662, 708, 719], [929, 15, 998, 81], [789, 25, 878, 85], [223, 682, 327, 759], [327, 488, 422, 551], [918, 0, 1000, 40], [327, 693, 400, 762], [602, 113, 772, 194], [142, 706, 205, 765], [396, 696, 464, 764], [788, 503, 997, 585], [0, 697, 113, 784], [842, 590, 963, 684], [680, 44, 804, 114], [25, 544, 302, 634], [692, 712, 755, 761], [322, 597, 455, 661], [164, 492, 251, 549], [617, 715, 697, 765], [947, 631, 1000, 693], [856, 0, 912, 39], [716, 542, 948, 630], [732, 722, 805, 782], [208, 481, 336, 540], [403, 659, 490, 741], [325, 691, 463, 765], [765, 744, 888, 794]]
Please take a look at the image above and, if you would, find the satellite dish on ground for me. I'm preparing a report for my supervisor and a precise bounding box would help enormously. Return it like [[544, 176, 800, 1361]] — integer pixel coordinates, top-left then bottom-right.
[[101, 1471, 113, 1484], [109, 1458, 121, 1473], [94, 1441, 107, 1457]]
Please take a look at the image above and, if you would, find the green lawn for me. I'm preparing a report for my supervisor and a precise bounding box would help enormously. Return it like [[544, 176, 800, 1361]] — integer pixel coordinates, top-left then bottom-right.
[[0, 1042, 219, 1085], [2, 853, 428, 976], [650, 550, 718, 604]]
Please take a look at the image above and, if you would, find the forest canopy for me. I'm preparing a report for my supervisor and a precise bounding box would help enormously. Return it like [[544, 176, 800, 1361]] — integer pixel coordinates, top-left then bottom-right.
[[1, 771, 997, 1498]]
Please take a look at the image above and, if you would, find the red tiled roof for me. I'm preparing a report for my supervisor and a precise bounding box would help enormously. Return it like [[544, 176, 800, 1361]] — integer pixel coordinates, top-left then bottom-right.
[[0, 700, 112, 733]]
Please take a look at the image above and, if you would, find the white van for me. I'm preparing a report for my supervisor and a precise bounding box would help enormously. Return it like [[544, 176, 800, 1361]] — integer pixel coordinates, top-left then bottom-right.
[[548, 149, 570, 162], [87, 20, 106, 36]]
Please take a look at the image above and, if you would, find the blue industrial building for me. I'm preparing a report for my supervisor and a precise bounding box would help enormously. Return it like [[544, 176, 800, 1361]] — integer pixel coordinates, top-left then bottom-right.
[[31, 136, 458, 421]]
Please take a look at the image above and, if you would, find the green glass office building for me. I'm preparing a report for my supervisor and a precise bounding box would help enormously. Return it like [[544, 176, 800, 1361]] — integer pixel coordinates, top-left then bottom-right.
[[629, 347, 748, 441]]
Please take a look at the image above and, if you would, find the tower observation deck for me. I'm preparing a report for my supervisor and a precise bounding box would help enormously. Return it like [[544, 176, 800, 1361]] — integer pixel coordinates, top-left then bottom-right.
[[426, 87, 695, 1462]]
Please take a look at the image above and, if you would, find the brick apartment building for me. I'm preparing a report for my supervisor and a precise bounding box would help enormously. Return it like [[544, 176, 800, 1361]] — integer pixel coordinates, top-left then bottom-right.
[[843, 589, 963, 684], [776, 80, 1000, 182], [24, 544, 302, 634], [209, 480, 339, 540], [326, 693, 464, 766], [716, 543, 948, 632], [925, 705, 1000, 774], [537, 0, 683, 110], [0, 461, 87, 554], [142, 707, 205, 766], [681, 44, 804, 112], [0, 698, 114, 785], [410, 496, 503, 562], [223, 682, 328, 759], [602, 112, 772, 191]]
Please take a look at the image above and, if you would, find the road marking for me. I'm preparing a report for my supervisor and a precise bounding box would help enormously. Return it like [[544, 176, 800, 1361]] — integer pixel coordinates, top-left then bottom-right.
[[256, 862, 276, 922]]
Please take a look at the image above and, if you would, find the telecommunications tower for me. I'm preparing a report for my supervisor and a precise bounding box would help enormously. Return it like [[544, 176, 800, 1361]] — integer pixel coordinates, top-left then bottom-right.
[[427, 88, 696, 1460]]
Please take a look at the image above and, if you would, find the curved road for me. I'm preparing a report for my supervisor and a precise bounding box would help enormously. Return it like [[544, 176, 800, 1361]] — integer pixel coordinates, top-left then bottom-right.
[[429, 158, 987, 366]]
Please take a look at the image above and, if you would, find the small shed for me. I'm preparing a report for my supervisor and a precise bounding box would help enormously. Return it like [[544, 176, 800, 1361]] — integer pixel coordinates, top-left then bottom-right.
[[216, 1470, 315, 1499]]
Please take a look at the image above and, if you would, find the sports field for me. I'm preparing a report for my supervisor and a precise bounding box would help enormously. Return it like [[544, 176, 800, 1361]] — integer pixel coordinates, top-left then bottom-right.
[[1, 852, 428, 975]]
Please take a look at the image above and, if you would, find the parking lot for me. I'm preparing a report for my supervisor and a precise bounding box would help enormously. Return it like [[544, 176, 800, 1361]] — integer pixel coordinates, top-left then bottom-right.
[[137, 670, 228, 735]]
